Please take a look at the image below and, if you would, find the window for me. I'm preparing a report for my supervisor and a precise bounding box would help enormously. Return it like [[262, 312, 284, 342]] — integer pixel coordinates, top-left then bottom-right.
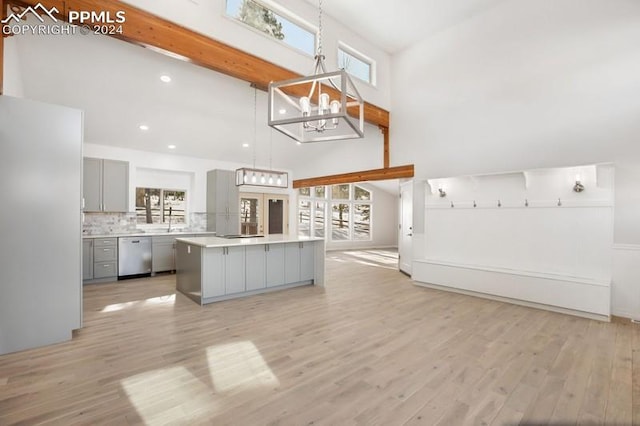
[[331, 203, 350, 240], [135, 188, 186, 225], [298, 199, 311, 237], [331, 184, 350, 200], [313, 201, 325, 238], [338, 43, 375, 85], [226, 0, 316, 56], [353, 204, 371, 240], [298, 184, 372, 241]]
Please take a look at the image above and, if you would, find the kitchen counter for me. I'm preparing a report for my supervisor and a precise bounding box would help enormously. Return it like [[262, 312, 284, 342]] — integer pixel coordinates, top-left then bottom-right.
[[83, 231, 216, 239], [175, 234, 323, 248], [175, 235, 325, 305]]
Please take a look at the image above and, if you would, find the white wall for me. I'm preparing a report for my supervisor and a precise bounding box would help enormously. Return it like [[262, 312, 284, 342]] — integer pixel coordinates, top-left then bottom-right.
[[122, 0, 390, 110], [3, 38, 24, 97], [391, 0, 640, 317]]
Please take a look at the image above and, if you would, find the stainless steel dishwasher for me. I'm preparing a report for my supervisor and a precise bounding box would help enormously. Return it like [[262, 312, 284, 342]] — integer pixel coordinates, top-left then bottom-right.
[[118, 237, 152, 278]]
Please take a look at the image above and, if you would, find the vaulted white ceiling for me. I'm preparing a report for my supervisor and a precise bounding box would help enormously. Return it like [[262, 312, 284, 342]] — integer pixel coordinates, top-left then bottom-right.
[[304, 0, 509, 53]]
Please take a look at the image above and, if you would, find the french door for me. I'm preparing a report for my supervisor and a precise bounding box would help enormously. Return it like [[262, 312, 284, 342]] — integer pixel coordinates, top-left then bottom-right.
[[240, 193, 289, 235]]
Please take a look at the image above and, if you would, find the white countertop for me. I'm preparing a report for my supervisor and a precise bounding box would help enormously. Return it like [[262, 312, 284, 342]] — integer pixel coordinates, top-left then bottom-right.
[[83, 231, 216, 239], [176, 234, 324, 248]]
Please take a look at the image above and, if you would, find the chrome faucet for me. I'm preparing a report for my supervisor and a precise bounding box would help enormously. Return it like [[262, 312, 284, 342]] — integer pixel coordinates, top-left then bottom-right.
[[167, 207, 173, 233]]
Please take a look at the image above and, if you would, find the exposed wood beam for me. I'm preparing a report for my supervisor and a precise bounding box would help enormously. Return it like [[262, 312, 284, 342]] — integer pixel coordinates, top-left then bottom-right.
[[380, 126, 389, 168], [12, 0, 390, 128], [292, 165, 414, 189]]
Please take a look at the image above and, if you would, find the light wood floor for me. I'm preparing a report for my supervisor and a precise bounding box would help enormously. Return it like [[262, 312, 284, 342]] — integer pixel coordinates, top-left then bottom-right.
[[0, 249, 638, 425]]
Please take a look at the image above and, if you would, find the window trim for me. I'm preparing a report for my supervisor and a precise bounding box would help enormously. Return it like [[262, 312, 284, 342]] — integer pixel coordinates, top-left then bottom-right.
[[337, 41, 376, 86], [224, 0, 317, 58]]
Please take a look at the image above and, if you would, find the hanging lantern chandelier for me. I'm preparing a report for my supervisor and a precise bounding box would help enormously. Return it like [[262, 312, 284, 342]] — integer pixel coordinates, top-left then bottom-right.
[[267, 0, 364, 143]]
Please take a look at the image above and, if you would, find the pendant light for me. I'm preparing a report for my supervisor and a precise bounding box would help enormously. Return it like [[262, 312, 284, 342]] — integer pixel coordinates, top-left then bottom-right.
[[267, 0, 364, 143]]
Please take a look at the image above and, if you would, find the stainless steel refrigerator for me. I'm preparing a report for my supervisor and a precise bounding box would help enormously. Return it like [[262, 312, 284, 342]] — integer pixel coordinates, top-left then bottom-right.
[[0, 96, 83, 355]]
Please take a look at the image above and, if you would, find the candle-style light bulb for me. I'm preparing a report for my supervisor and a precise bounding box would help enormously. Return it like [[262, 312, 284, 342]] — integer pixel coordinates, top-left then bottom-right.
[[261, 174, 266, 184], [330, 100, 340, 125], [299, 96, 311, 116], [251, 173, 256, 183]]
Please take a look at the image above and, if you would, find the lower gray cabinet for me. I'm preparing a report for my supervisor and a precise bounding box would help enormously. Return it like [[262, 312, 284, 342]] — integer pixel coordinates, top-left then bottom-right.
[[284, 243, 301, 284], [84, 237, 118, 283], [245, 245, 266, 291], [225, 246, 246, 294], [284, 242, 315, 284], [300, 241, 315, 281], [82, 239, 93, 281], [152, 235, 195, 274], [266, 244, 285, 287]]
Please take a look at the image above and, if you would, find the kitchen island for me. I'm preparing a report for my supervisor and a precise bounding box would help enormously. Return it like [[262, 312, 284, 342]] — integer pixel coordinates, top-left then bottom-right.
[[175, 235, 325, 305]]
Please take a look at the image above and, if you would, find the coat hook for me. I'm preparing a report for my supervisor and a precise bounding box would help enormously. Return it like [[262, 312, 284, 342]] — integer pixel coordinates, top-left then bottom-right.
[[497, 199, 501, 207], [557, 198, 562, 207], [525, 199, 529, 207], [473, 200, 477, 208], [450, 201, 454, 208]]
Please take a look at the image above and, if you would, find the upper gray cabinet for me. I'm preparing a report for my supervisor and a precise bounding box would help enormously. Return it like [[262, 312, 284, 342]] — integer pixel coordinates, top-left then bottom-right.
[[83, 158, 129, 212], [206, 169, 239, 235]]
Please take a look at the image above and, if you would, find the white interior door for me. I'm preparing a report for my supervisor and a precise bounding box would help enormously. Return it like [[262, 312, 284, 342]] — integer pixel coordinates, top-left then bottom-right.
[[399, 181, 413, 275]]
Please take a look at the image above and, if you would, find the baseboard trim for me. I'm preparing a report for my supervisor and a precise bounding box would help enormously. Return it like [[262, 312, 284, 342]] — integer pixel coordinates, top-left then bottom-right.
[[413, 281, 610, 322]]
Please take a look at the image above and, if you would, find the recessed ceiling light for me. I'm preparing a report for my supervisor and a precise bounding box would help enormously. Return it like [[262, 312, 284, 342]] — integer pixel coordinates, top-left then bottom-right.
[[160, 75, 172, 83], [139, 124, 149, 131], [279, 108, 287, 114], [296, 142, 302, 146], [242, 143, 250, 148], [168, 144, 176, 149]]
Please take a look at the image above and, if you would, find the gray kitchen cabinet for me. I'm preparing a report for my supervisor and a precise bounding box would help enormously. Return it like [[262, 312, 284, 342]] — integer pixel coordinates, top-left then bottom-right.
[[245, 245, 266, 291], [200, 245, 245, 297], [206, 169, 240, 235], [300, 241, 315, 281], [84, 237, 118, 283], [284, 242, 315, 284], [265, 244, 285, 288], [202, 247, 225, 298], [82, 239, 93, 281], [152, 235, 194, 274], [83, 158, 102, 212], [224, 246, 246, 294], [284, 242, 301, 284], [83, 157, 129, 212], [152, 238, 175, 273]]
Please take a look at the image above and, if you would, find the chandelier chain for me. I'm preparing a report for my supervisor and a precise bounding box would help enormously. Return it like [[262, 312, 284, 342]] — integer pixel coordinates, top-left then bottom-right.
[[317, 0, 323, 58], [252, 86, 257, 169]]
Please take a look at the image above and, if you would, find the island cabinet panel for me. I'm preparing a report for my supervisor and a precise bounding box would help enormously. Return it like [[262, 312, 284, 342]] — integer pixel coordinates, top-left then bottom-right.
[[245, 245, 267, 291], [224, 246, 246, 295], [300, 241, 315, 282], [284, 243, 301, 284], [202, 247, 225, 298], [266, 244, 285, 288]]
